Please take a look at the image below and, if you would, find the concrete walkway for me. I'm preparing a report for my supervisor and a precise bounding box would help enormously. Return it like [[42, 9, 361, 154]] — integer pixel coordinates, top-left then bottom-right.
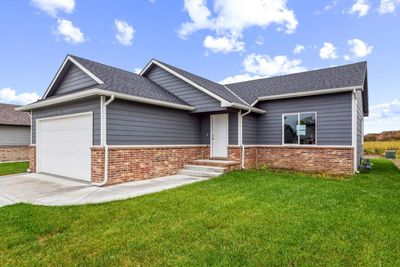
[[0, 173, 209, 207]]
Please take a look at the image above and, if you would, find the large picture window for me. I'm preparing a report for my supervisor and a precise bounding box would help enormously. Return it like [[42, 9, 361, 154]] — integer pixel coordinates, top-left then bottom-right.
[[283, 112, 316, 145]]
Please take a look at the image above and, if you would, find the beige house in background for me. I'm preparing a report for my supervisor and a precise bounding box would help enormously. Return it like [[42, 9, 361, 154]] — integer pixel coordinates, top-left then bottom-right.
[[0, 103, 30, 162]]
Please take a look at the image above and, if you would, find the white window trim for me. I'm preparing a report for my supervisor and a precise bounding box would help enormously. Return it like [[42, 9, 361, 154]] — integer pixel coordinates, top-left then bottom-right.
[[282, 112, 317, 146]]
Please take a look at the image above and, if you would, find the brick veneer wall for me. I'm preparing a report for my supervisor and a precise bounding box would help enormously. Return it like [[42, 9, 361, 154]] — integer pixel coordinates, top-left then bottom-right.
[[29, 145, 36, 172], [255, 146, 354, 175], [91, 145, 210, 185], [91, 147, 104, 183], [0, 145, 29, 163], [90, 145, 352, 185], [227, 146, 257, 169]]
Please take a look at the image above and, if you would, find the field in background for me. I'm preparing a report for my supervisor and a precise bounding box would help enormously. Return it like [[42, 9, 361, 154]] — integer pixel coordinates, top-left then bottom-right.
[[364, 141, 400, 158]]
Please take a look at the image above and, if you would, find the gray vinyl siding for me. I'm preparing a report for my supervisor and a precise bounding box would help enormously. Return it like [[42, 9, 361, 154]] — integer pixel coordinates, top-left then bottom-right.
[[200, 115, 210, 144], [106, 99, 201, 145], [257, 92, 353, 145], [228, 111, 238, 145], [0, 125, 30, 146], [243, 114, 258, 145], [146, 66, 224, 113], [32, 97, 101, 145], [54, 65, 98, 95], [356, 90, 364, 167]]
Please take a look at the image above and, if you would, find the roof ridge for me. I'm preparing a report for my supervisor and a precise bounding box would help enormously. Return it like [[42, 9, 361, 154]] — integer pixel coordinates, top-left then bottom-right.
[[153, 59, 223, 86], [224, 61, 367, 86], [69, 54, 139, 76]]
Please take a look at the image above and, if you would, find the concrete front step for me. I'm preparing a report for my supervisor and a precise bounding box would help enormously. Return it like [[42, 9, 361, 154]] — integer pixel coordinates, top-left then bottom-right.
[[178, 169, 221, 178], [183, 165, 226, 173], [191, 159, 240, 168]]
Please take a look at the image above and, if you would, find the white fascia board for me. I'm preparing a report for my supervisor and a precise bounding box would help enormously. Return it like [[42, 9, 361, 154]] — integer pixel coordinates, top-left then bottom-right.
[[140, 59, 229, 104], [252, 86, 363, 106], [68, 56, 104, 84], [42, 55, 104, 99], [222, 102, 266, 114], [16, 88, 195, 111]]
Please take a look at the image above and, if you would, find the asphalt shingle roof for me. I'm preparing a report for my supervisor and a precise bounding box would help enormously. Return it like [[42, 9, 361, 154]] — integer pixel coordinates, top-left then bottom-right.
[[70, 55, 189, 106], [0, 103, 30, 126], [225, 62, 367, 104], [154, 60, 248, 105], [43, 56, 367, 112]]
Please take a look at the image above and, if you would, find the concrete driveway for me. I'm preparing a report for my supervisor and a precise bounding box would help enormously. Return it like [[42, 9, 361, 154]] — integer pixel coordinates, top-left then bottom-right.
[[0, 173, 209, 207]]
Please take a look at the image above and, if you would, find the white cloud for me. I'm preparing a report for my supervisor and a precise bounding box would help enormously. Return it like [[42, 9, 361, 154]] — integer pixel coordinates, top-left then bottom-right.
[[365, 99, 400, 133], [319, 42, 338, 60], [203, 33, 244, 53], [31, 0, 75, 17], [344, 55, 351, 61], [133, 68, 141, 74], [178, 0, 298, 53], [255, 36, 264, 46], [379, 0, 400, 14], [293, 44, 305, 54], [315, 0, 338, 14], [348, 0, 370, 17], [54, 19, 86, 44], [221, 53, 306, 84], [348, 38, 373, 57], [243, 53, 307, 76], [114, 19, 135, 46], [0, 88, 39, 105]]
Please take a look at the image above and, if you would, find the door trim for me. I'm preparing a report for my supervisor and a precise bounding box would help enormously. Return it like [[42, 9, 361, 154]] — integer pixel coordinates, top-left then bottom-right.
[[36, 111, 93, 179], [210, 114, 229, 158]]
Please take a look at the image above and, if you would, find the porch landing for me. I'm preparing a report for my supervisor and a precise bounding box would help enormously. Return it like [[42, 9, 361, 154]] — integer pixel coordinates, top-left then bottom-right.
[[178, 159, 240, 178]]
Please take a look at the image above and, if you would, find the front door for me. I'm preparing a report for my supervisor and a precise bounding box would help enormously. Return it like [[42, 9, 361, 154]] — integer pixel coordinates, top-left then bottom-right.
[[211, 114, 228, 158]]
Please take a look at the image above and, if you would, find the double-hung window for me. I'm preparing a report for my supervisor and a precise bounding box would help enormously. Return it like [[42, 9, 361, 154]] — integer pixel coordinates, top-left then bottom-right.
[[283, 112, 317, 145]]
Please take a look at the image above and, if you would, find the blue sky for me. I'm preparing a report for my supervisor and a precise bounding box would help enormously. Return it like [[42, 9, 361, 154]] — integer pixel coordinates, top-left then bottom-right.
[[0, 0, 399, 133]]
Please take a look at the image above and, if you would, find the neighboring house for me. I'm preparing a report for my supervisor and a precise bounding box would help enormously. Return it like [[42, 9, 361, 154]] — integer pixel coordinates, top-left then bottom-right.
[[0, 103, 31, 162], [18, 55, 368, 185]]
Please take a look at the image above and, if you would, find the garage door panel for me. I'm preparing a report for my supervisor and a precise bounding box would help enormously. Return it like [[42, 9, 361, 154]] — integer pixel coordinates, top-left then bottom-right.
[[37, 113, 92, 181]]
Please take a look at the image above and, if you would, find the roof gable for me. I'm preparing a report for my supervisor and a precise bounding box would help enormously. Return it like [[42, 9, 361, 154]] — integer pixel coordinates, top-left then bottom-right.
[[43, 55, 103, 99], [70, 55, 189, 106], [145, 65, 223, 113], [141, 59, 249, 106]]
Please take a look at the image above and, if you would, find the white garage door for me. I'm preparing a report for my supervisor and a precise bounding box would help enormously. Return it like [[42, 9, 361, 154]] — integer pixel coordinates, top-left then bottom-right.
[[36, 112, 92, 181]]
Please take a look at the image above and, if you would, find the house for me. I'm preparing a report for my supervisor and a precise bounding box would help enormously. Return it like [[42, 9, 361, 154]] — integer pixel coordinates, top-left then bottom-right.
[[17, 55, 368, 185], [0, 103, 31, 162]]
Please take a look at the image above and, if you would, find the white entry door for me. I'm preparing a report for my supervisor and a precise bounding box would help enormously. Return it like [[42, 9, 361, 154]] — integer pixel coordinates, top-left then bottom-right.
[[211, 114, 228, 158], [36, 112, 92, 181]]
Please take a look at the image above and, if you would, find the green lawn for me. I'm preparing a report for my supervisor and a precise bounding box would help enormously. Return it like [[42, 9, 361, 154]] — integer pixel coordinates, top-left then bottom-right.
[[0, 161, 28, 176], [1, 159, 400, 266]]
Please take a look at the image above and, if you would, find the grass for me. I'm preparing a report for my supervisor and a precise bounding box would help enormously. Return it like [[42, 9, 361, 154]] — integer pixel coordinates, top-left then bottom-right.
[[365, 141, 400, 158], [0, 161, 28, 176], [1, 159, 400, 266]]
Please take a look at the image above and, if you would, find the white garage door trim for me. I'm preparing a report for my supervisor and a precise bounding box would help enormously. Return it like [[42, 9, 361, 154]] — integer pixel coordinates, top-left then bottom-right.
[[36, 112, 93, 181]]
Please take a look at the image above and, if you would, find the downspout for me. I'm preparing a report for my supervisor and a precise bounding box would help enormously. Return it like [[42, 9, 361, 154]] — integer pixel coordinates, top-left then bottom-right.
[[92, 95, 115, 186], [352, 89, 360, 174], [240, 109, 251, 169], [27, 111, 33, 173]]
